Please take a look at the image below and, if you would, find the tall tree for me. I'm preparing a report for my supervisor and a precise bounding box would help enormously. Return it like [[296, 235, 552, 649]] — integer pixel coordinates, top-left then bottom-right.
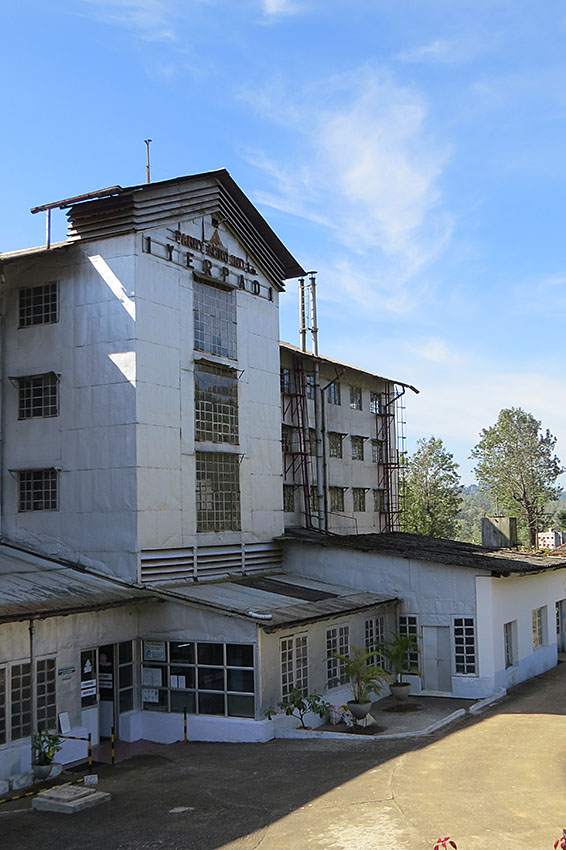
[[470, 408, 564, 547], [402, 436, 462, 538]]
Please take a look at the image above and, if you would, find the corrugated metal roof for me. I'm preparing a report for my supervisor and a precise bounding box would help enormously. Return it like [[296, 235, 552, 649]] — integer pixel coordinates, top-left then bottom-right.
[[156, 573, 397, 631], [281, 529, 566, 577], [0, 542, 152, 624]]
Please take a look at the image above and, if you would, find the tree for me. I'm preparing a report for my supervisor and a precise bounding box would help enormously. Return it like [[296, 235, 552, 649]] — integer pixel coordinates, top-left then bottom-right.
[[556, 508, 566, 531], [401, 436, 462, 538], [470, 408, 564, 547]]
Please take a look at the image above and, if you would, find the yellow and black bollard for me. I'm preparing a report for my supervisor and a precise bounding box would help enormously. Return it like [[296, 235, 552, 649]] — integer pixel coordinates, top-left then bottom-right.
[[87, 733, 93, 770], [111, 726, 115, 766], [184, 706, 188, 743]]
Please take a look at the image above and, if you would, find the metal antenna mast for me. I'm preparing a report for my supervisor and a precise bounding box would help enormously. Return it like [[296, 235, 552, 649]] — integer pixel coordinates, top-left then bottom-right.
[[144, 139, 152, 184]]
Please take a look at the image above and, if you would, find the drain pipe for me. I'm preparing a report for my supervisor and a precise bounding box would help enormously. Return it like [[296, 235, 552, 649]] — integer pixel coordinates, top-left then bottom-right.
[[29, 619, 37, 770]]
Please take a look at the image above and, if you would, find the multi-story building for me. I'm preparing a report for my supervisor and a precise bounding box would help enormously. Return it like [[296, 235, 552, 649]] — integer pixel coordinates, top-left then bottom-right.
[[537, 529, 566, 550]]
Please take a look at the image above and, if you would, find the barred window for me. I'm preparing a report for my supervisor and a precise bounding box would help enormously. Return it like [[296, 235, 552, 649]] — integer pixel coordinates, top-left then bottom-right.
[[353, 488, 366, 512], [532, 607, 546, 650], [282, 424, 295, 454], [280, 368, 291, 395], [308, 429, 316, 456], [142, 641, 255, 718], [18, 469, 58, 512], [281, 635, 308, 699], [305, 375, 315, 400], [326, 626, 349, 687], [399, 615, 419, 671], [18, 374, 59, 420], [369, 391, 382, 414], [327, 382, 340, 405], [196, 452, 240, 532], [328, 432, 343, 458], [374, 488, 389, 514], [454, 617, 476, 674], [371, 440, 383, 464], [283, 485, 295, 513], [36, 658, 57, 731], [329, 487, 345, 513], [11, 663, 31, 740], [0, 668, 5, 745], [193, 282, 237, 359], [18, 283, 58, 328], [195, 362, 238, 444], [351, 436, 364, 460], [365, 616, 386, 668], [350, 386, 362, 410]]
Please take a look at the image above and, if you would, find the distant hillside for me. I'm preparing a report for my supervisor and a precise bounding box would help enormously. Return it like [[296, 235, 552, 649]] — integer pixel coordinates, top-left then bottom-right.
[[456, 485, 495, 544]]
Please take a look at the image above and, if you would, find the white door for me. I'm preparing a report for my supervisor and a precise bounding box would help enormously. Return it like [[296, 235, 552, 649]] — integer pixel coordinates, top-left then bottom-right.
[[422, 626, 452, 692], [557, 600, 566, 653]]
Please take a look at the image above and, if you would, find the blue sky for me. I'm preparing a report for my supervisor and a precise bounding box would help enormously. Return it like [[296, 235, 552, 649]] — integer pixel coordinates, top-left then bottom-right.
[[3, 0, 566, 483]]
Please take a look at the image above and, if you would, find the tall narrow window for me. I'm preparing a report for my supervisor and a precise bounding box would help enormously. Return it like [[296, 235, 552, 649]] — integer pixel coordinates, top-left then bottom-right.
[[349, 386, 362, 410], [399, 615, 419, 671], [195, 362, 239, 444], [326, 626, 349, 687], [193, 282, 237, 359], [11, 663, 31, 740], [327, 382, 341, 405], [18, 283, 58, 328], [283, 485, 295, 513], [280, 635, 308, 698], [329, 487, 345, 513], [18, 469, 58, 512], [328, 432, 343, 458], [351, 436, 364, 460], [353, 488, 366, 511], [369, 391, 382, 414], [532, 607, 546, 650], [18, 374, 59, 419], [371, 440, 383, 464], [454, 617, 476, 674], [365, 616, 386, 667], [196, 452, 240, 532], [305, 375, 315, 400], [504, 621, 516, 669], [36, 658, 56, 731]]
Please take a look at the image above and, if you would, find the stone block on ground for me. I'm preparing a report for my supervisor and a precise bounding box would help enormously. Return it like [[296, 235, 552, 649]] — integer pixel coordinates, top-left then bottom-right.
[[8, 771, 34, 790], [0, 780, 9, 796], [32, 784, 111, 814]]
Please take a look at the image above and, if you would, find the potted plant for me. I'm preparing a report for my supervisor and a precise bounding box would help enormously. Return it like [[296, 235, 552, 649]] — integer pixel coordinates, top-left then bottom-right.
[[31, 730, 62, 779], [380, 632, 419, 702], [335, 645, 388, 723], [266, 687, 330, 729]]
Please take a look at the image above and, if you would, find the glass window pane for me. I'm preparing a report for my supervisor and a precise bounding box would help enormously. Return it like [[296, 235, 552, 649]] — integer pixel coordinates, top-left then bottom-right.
[[119, 665, 133, 689], [198, 668, 225, 691], [171, 691, 196, 714], [119, 641, 133, 664], [227, 694, 254, 718], [170, 642, 195, 664], [226, 645, 253, 668], [170, 667, 195, 689], [227, 669, 254, 693], [198, 692, 225, 715], [197, 643, 223, 665], [143, 688, 168, 712], [119, 689, 133, 713]]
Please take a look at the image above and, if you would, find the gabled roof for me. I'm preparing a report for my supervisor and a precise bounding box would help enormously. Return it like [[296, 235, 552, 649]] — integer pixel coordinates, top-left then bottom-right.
[[0, 539, 153, 624], [281, 529, 566, 577], [155, 572, 397, 632], [280, 341, 418, 391]]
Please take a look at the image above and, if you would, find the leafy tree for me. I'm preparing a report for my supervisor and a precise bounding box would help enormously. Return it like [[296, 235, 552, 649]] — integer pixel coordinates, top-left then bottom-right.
[[470, 408, 564, 547], [401, 436, 462, 538], [456, 485, 496, 544], [556, 508, 566, 531]]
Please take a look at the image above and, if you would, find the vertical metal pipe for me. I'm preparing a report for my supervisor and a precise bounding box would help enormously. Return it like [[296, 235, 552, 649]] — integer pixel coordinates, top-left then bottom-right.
[[313, 361, 325, 530], [184, 706, 188, 743], [111, 726, 115, 765], [298, 278, 307, 352], [308, 271, 318, 356], [144, 139, 152, 184], [45, 209, 51, 250], [29, 620, 37, 737]]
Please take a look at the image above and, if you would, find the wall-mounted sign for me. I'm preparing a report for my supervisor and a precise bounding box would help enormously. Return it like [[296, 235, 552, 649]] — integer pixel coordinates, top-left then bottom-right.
[[142, 688, 159, 704], [144, 641, 166, 662], [172, 230, 257, 275], [58, 666, 75, 681]]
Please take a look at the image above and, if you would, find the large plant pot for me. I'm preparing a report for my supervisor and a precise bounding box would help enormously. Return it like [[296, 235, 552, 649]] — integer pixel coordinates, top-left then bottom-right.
[[389, 682, 411, 703], [33, 764, 53, 780], [347, 700, 372, 721]]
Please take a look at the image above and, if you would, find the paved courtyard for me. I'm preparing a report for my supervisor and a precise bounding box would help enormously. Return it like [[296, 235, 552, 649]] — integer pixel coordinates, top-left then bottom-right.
[[2, 662, 565, 850]]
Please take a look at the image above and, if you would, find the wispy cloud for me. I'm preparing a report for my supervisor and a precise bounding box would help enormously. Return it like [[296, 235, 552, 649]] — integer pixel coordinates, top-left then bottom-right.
[[408, 337, 461, 364], [243, 69, 452, 313], [81, 0, 179, 41], [262, 0, 304, 15], [398, 38, 484, 65]]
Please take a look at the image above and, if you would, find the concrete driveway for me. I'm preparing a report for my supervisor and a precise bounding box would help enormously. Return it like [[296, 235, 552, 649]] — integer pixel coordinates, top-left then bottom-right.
[[3, 662, 565, 850]]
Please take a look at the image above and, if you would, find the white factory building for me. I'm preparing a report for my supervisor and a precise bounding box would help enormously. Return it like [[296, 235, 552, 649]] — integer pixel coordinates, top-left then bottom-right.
[[0, 170, 565, 780]]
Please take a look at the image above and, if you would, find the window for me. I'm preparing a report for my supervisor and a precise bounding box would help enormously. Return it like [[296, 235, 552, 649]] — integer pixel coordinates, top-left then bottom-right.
[[142, 640, 255, 718], [399, 615, 419, 671], [36, 658, 56, 731], [310, 486, 318, 514], [329, 487, 345, 513], [351, 436, 364, 461], [11, 663, 31, 740], [328, 432, 343, 458], [80, 649, 97, 708], [196, 452, 240, 531], [353, 488, 366, 512], [350, 386, 362, 410], [18, 469, 58, 512], [18, 282, 58, 328], [280, 635, 308, 698], [327, 382, 341, 405], [369, 391, 382, 414], [118, 641, 135, 714], [280, 368, 291, 395], [305, 375, 315, 400], [193, 281, 237, 359], [18, 374, 59, 420], [371, 440, 383, 464], [365, 616, 386, 668], [504, 621, 517, 669], [454, 617, 476, 674], [195, 362, 238, 444], [309, 429, 316, 456], [326, 626, 349, 687], [283, 485, 295, 513], [373, 489, 384, 513], [0, 669, 5, 745], [532, 607, 546, 650]]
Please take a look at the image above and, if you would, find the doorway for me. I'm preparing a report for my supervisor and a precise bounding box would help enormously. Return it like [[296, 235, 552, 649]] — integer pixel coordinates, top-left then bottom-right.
[[556, 600, 566, 653], [422, 626, 452, 692], [81, 642, 135, 741]]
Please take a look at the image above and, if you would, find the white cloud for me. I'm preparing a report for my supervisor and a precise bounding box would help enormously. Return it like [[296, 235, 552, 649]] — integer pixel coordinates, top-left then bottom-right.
[[408, 337, 459, 364], [80, 0, 178, 41], [262, 0, 303, 15], [398, 38, 483, 65], [244, 70, 452, 313]]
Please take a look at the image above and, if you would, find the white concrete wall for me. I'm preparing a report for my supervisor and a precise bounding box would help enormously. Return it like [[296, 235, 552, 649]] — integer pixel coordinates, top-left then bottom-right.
[[2, 238, 139, 580]]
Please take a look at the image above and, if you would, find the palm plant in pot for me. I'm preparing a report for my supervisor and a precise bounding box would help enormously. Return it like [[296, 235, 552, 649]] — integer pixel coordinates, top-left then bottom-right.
[[334, 645, 389, 724], [380, 632, 419, 703], [31, 730, 62, 779]]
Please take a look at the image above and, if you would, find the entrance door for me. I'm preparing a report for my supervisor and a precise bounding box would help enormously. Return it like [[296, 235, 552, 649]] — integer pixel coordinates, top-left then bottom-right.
[[422, 626, 452, 692], [98, 642, 135, 739], [557, 600, 566, 653]]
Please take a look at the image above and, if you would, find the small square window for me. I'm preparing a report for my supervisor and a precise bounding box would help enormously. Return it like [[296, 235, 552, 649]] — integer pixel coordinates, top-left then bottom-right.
[[18, 374, 59, 420], [18, 283, 58, 328], [18, 469, 58, 512], [350, 386, 362, 410]]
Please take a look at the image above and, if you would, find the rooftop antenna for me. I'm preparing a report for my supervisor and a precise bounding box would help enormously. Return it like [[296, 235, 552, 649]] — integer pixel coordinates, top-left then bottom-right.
[[144, 139, 152, 184], [308, 271, 319, 356], [298, 277, 307, 352]]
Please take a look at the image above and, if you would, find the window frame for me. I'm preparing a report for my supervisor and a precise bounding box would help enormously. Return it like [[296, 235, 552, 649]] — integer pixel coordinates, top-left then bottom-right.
[[283, 485, 295, 513], [18, 469, 58, 512], [194, 360, 239, 445], [532, 606, 546, 650], [329, 486, 345, 513], [365, 615, 386, 669], [280, 634, 308, 699], [17, 373, 59, 420], [504, 621, 517, 670], [349, 386, 363, 410], [326, 625, 350, 688], [327, 382, 341, 406], [398, 615, 419, 672], [350, 436, 364, 461], [195, 451, 241, 532], [328, 432, 343, 459], [18, 282, 59, 328], [0, 657, 57, 745], [193, 281, 237, 360], [352, 488, 366, 512], [453, 617, 477, 675]]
